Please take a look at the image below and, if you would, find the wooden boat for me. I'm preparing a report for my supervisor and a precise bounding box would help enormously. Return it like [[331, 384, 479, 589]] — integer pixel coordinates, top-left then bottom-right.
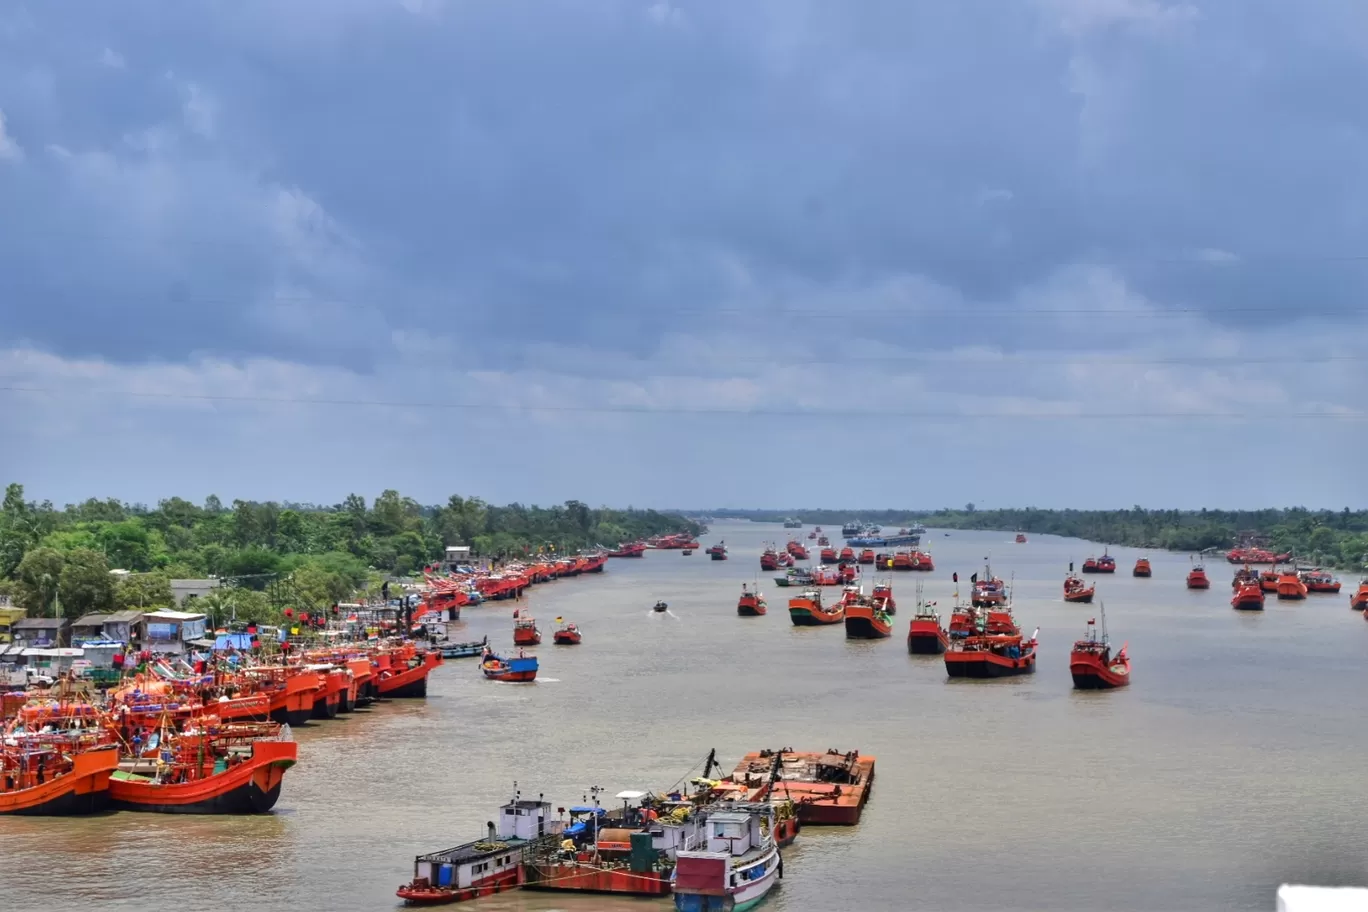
[[870, 582, 896, 614], [1069, 605, 1130, 690], [1063, 574, 1095, 603], [109, 725, 297, 814], [788, 589, 843, 626], [1186, 564, 1210, 589], [907, 590, 948, 654], [672, 802, 782, 912], [552, 621, 582, 645], [1231, 581, 1265, 611], [399, 797, 552, 904], [440, 636, 489, 659], [843, 596, 892, 639], [944, 628, 1038, 678], [1276, 572, 1308, 600], [480, 650, 538, 682], [1300, 569, 1341, 594], [737, 584, 767, 617], [858, 548, 876, 565], [513, 615, 542, 646], [0, 733, 119, 816], [1351, 580, 1368, 611], [1132, 558, 1152, 578]]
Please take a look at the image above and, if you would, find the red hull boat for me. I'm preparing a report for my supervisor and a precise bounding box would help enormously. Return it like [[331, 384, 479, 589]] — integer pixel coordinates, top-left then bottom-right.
[[109, 736, 297, 814], [844, 602, 892, 639], [738, 584, 767, 616], [1132, 558, 1151, 578], [944, 631, 1038, 678], [1276, 572, 1308, 601], [1069, 610, 1130, 690], [1231, 582, 1265, 611], [1, 740, 119, 816], [1186, 564, 1210, 589], [1063, 574, 1095, 603], [552, 621, 582, 645], [513, 615, 542, 646], [1351, 580, 1368, 611]]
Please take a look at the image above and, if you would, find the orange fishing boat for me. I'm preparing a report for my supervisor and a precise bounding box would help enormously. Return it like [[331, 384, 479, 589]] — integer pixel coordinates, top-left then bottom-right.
[[858, 548, 875, 565], [1300, 569, 1341, 594], [1259, 568, 1281, 593], [1063, 574, 1095, 603], [1132, 558, 1151, 578], [513, 614, 542, 646], [760, 547, 780, 571], [1015, 532, 1027, 544], [1186, 563, 1210, 590], [0, 730, 119, 816], [1069, 605, 1130, 690], [971, 563, 1007, 607], [1351, 579, 1368, 611], [944, 629, 1038, 678], [737, 583, 767, 617], [870, 582, 896, 614], [820, 546, 837, 563], [1231, 581, 1265, 611], [1276, 572, 1308, 601], [109, 723, 297, 814], [786, 540, 809, 560], [376, 647, 442, 699], [907, 593, 947, 655], [843, 589, 892, 639], [552, 619, 582, 644], [788, 588, 843, 626], [1232, 565, 1258, 590]]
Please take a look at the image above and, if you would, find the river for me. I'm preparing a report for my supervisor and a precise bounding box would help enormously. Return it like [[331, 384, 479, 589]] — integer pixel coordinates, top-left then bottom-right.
[[3, 521, 1367, 911]]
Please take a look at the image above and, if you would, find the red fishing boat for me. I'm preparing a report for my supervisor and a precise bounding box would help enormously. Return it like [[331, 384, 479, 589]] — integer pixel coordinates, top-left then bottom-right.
[[1231, 565, 1258, 590], [608, 542, 646, 558], [944, 628, 1038, 678], [844, 597, 892, 639], [1351, 580, 1368, 611], [820, 546, 837, 563], [1069, 606, 1130, 690], [760, 547, 780, 571], [376, 647, 442, 699], [737, 584, 767, 617], [707, 543, 729, 561], [817, 536, 830, 547], [552, 619, 582, 644], [788, 588, 843, 626], [1231, 581, 1265, 611], [1259, 568, 1281, 593], [109, 723, 297, 814], [838, 546, 855, 563], [971, 564, 1007, 607], [1082, 551, 1116, 574], [1276, 572, 1308, 600], [0, 727, 119, 816], [858, 548, 875, 565], [1063, 574, 1095, 603], [1186, 563, 1210, 589], [480, 649, 538, 682], [1300, 569, 1341, 594], [1227, 547, 1292, 564], [808, 531, 817, 539], [906, 590, 948, 654], [870, 582, 896, 614], [399, 796, 552, 904], [909, 550, 935, 571], [786, 540, 810, 560], [1132, 558, 1152, 578], [1015, 532, 1027, 544], [513, 614, 542, 646]]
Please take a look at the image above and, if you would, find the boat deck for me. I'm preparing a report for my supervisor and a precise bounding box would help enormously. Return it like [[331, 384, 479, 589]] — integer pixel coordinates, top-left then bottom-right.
[[728, 750, 874, 825]]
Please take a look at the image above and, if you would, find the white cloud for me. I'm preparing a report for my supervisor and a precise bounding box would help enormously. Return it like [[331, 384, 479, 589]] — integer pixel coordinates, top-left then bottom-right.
[[1035, 0, 1199, 38], [99, 47, 125, 69], [0, 109, 24, 162]]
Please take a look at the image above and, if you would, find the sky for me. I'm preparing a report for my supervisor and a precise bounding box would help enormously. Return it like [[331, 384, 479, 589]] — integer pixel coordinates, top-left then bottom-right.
[[1, 0, 1366, 511]]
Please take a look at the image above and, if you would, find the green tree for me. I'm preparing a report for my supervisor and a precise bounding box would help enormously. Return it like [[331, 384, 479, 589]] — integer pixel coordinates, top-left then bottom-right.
[[58, 548, 115, 617], [13, 546, 65, 614], [115, 572, 175, 611]]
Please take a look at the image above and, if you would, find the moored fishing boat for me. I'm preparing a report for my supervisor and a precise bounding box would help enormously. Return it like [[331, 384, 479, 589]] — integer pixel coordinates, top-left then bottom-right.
[[870, 582, 895, 614], [838, 546, 855, 564], [1231, 565, 1258, 590], [608, 542, 647, 558], [1015, 532, 1027, 544], [737, 584, 767, 617], [786, 540, 809, 560], [553, 619, 582, 645], [399, 795, 558, 904], [376, 647, 443, 699], [970, 564, 1007, 608], [0, 727, 119, 816], [108, 722, 297, 814], [858, 548, 875, 565], [819, 546, 837, 563], [672, 802, 783, 912], [810, 565, 842, 587], [1300, 569, 1341, 594], [1276, 571, 1308, 600], [842, 587, 891, 639], [772, 568, 813, 588], [1231, 581, 1265, 611], [480, 649, 538, 682], [513, 614, 542, 646], [708, 543, 729, 561], [760, 547, 779, 572], [787, 589, 843, 626], [1259, 568, 1280, 593], [441, 636, 489, 659], [944, 629, 1038, 678], [1133, 558, 1152, 578], [1186, 563, 1210, 590], [1063, 573, 1095, 603], [1069, 605, 1130, 690], [817, 536, 830, 547], [1227, 547, 1292, 564], [907, 589, 948, 655], [1351, 580, 1368, 610]]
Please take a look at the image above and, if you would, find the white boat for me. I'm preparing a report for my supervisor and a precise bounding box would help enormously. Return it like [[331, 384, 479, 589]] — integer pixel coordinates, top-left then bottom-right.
[[672, 802, 782, 911]]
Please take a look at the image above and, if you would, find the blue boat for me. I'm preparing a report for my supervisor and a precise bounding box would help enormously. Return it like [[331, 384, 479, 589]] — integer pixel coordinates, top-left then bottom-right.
[[481, 651, 538, 682]]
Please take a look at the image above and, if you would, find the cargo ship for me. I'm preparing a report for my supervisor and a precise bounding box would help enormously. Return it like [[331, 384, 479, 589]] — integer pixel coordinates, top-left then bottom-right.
[[731, 749, 874, 825]]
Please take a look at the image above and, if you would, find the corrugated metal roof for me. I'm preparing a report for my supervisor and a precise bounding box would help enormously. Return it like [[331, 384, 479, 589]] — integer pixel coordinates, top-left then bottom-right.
[[105, 610, 144, 623], [14, 617, 68, 628], [72, 613, 113, 628]]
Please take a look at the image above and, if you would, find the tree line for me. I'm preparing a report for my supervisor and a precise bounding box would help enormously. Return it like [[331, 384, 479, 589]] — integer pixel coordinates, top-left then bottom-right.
[[711, 506, 1368, 569], [0, 484, 698, 623]]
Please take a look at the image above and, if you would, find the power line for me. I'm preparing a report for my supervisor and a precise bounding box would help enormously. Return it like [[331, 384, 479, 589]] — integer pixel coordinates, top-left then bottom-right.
[[2, 385, 1363, 421]]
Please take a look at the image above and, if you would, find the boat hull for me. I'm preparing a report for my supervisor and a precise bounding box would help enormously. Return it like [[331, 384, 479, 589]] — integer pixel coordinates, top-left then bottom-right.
[[1232, 598, 1265, 611], [398, 869, 520, 906], [1069, 654, 1131, 690], [788, 607, 842, 626], [1063, 591, 1095, 604], [843, 614, 891, 639], [944, 651, 1036, 678], [907, 629, 947, 654], [737, 605, 766, 617], [0, 748, 118, 816], [377, 660, 435, 698], [553, 633, 581, 645], [523, 864, 672, 895]]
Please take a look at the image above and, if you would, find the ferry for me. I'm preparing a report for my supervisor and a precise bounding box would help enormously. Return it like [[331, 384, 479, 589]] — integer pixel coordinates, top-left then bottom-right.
[[737, 584, 767, 617], [399, 795, 558, 904], [1069, 605, 1130, 690], [673, 803, 783, 912], [787, 589, 843, 626]]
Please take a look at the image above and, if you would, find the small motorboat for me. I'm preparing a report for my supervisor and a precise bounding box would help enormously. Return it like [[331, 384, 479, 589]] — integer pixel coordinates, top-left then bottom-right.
[[552, 620, 582, 645], [653, 600, 669, 613], [682, 549, 693, 556]]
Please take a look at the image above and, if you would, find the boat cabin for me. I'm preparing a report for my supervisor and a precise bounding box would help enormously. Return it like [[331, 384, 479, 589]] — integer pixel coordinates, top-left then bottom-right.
[[704, 810, 762, 855], [411, 798, 556, 894]]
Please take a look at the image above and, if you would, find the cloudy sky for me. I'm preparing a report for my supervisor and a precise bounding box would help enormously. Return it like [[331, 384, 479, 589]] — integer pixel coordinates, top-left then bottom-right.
[[2, 0, 1366, 510]]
